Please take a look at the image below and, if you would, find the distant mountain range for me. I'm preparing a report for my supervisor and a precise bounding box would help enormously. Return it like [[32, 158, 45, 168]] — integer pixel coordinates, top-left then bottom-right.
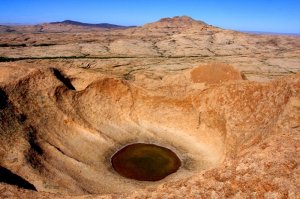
[[49, 20, 136, 29], [0, 18, 298, 35]]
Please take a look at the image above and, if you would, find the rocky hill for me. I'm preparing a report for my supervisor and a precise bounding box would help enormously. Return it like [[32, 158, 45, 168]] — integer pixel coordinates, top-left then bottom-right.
[[50, 20, 135, 29], [0, 16, 299, 81]]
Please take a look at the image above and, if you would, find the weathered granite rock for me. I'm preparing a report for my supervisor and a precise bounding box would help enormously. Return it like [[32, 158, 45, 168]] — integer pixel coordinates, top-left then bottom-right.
[[0, 16, 299, 199], [0, 62, 299, 198]]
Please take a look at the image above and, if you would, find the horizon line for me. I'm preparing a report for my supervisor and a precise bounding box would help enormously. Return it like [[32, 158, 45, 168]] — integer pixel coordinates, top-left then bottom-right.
[[0, 19, 299, 35]]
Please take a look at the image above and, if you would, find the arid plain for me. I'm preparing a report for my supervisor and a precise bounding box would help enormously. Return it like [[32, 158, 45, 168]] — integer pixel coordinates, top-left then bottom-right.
[[0, 16, 299, 198]]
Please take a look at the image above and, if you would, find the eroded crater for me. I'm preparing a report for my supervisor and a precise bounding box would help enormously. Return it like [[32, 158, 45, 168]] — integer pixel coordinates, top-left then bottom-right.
[[0, 68, 297, 197]]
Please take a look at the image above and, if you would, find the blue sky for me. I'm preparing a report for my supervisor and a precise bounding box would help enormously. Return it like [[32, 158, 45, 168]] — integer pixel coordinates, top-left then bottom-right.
[[0, 0, 299, 33]]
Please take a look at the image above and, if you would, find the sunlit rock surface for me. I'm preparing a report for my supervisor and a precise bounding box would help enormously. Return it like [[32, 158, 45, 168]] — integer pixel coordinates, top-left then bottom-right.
[[0, 16, 299, 198]]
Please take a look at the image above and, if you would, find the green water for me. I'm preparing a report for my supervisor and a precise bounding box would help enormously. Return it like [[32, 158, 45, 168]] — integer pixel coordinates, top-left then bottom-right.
[[111, 143, 181, 181]]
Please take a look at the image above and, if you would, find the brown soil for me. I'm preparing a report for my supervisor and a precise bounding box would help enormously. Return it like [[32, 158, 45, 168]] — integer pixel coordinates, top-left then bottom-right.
[[191, 63, 244, 83]]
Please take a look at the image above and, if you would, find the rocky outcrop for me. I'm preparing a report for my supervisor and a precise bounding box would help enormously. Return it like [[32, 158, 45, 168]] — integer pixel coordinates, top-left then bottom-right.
[[0, 63, 299, 198]]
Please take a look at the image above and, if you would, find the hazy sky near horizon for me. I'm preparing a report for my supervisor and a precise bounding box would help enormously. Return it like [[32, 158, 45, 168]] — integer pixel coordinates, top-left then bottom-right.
[[0, 0, 299, 33]]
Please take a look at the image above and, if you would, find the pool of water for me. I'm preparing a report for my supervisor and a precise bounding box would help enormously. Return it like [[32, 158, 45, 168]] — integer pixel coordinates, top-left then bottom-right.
[[111, 143, 181, 181]]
